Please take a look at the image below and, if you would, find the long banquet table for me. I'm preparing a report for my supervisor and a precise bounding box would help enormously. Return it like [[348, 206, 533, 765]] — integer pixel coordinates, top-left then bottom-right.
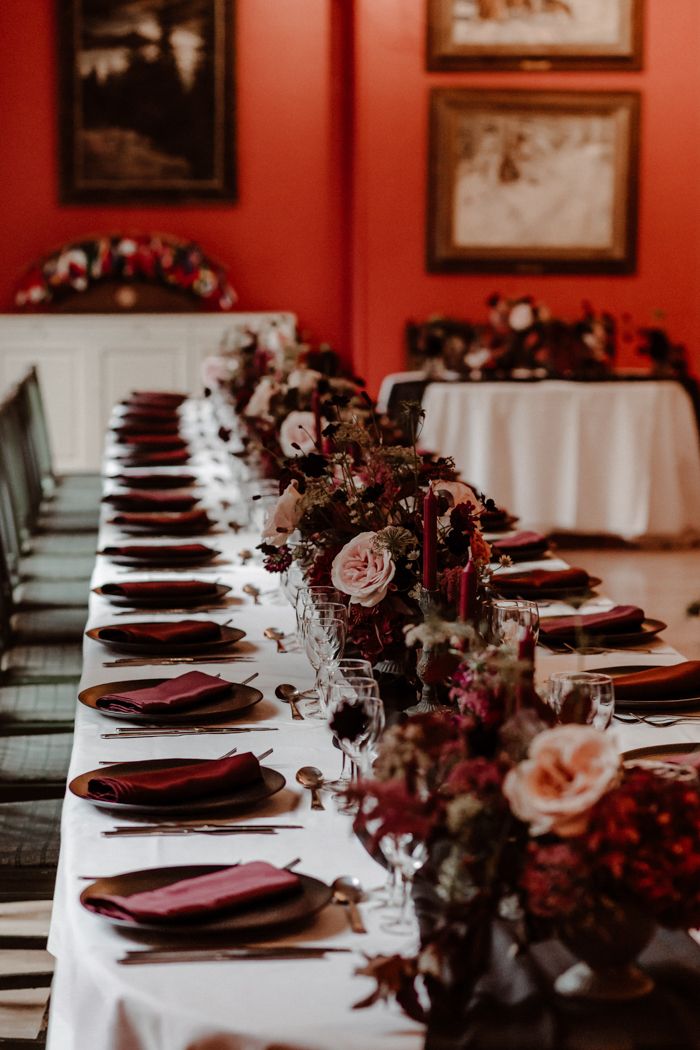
[[415, 379, 700, 540], [47, 397, 700, 1050]]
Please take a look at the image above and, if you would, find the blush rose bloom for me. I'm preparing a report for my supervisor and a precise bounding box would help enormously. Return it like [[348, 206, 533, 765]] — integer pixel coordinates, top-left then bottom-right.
[[279, 411, 317, 457], [244, 376, 279, 420], [503, 725, 620, 837], [261, 480, 302, 547], [331, 531, 396, 607]]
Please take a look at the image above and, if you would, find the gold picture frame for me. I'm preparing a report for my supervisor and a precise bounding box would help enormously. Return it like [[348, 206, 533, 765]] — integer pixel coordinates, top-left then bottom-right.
[[427, 89, 640, 275]]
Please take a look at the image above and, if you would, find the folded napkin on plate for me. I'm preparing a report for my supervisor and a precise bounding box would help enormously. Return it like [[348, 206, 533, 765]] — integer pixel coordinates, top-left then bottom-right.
[[110, 508, 212, 532], [87, 751, 260, 805], [83, 861, 300, 923], [540, 605, 645, 641], [612, 661, 700, 704], [101, 579, 219, 600], [495, 568, 591, 594], [123, 448, 191, 465], [109, 473, 197, 490], [96, 670, 233, 714], [104, 490, 198, 512], [118, 434, 188, 449], [492, 531, 549, 554], [98, 620, 222, 645], [481, 508, 512, 529], [101, 543, 214, 560]]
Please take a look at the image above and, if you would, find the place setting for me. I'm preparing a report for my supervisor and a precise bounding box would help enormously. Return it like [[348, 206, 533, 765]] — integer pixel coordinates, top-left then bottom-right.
[[490, 565, 602, 601], [102, 489, 202, 513], [537, 603, 668, 653], [93, 578, 233, 610], [86, 618, 248, 665], [106, 506, 218, 535], [98, 542, 225, 569]]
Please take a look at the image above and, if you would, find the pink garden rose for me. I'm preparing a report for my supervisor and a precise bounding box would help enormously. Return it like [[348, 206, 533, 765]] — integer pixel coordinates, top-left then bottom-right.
[[244, 376, 279, 420], [261, 481, 302, 547], [503, 725, 620, 837], [279, 411, 317, 457], [331, 531, 396, 607]]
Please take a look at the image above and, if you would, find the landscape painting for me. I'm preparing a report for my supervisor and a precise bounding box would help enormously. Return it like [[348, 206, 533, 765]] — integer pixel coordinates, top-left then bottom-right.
[[427, 0, 643, 70], [58, 0, 235, 203], [427, 90, 640, 274]]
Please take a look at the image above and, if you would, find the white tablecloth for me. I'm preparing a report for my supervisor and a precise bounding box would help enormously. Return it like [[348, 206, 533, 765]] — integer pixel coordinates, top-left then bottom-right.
[[419, 381, 700, 540], [46, 400, 700, 1050]]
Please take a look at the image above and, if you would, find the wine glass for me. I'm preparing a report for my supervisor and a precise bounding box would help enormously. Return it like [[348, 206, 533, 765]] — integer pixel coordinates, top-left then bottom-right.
[[547, 671, 615, 730], [327, 676, 384, 792], [379, 833, 427, 936], [295, 586, 341, 639], [305, 615, 347, 716], [490, 598, 540, 647]]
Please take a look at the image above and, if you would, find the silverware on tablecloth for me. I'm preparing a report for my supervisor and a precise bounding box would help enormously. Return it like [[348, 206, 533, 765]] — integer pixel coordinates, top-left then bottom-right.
[[296, 767, 325, 810], [332, 876, 367, 934], [615, 711, 700, 727], [114, 605, 232, 615], [264, 627, 288, 653], [103, 823, 304, 837], [119, 946, 352, 965], [101, 726, 277, 739], [275, 684, 305, 720], [103, 656, 255, 667]]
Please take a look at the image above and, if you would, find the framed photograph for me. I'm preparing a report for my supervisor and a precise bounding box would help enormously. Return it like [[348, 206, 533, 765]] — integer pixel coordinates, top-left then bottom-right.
[[427, 0, 643, 71], [58, 0, 236, 204], [427, 90, 640, 275]]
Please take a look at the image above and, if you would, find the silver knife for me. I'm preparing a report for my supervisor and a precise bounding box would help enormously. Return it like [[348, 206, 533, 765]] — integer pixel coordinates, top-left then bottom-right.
[[101, 726, 277, 739], [119, 946, 351, 965], [103, 657, 255, 667], [103, 823, 304, 837]]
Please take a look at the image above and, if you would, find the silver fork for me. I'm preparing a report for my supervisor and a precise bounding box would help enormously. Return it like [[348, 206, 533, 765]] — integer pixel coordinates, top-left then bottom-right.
[[615, 711, 700, 727]]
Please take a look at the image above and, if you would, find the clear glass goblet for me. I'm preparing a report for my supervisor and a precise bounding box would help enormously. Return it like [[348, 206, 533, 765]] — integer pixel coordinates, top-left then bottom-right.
[[547, 671, 615, 730], [490, 598, 540, 647]]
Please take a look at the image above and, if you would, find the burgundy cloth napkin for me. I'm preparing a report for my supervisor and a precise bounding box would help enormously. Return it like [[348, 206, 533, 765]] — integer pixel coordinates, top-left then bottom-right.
[[96, 670, 233, 715], [540, 605, 645, 642], [129, 391, 187, 406], [83, 861, 300, 923], [110, 508, 212, 532], [612, 661, 700, 704], [481, 508, 512, 530], [122, 405, 179, 419], [123, 448, 191, 465], [108, 473, 197, 490], [114, 423, 182, 437], [118, 434, 188, 449], [87, 751, 261, 805], [495, 568, 591, 594], [101, 543, 214, 560], [98, 620, 222, 645], [101, 579, 219, 600], [491, 531, 549, 557], [104, 490, 199, 512]]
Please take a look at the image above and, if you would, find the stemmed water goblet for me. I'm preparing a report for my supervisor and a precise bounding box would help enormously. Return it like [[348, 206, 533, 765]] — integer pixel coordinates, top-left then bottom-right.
[[326, 676, 384, 807], [304, 609, 347, 717]]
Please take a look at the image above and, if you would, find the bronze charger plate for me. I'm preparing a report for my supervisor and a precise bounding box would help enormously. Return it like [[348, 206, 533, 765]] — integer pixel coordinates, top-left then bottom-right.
[[107, 515, 217, 536], [106, 473, 198, 490], [589, 664, 700, 711], [86, 623, 245, 655], [540, 618, 667, 650], [98, 546, 222, 568], [623, 742, 700, 763], [493, 575, 602, 600], [70, 760, 285, 815], [80, 864, 332, 935], [78, 677, 263, 723], [93, 582, 231, 608]]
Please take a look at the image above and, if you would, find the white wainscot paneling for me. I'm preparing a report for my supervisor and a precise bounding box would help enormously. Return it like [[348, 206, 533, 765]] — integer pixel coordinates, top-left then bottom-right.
[[0, 312, 297, 472]]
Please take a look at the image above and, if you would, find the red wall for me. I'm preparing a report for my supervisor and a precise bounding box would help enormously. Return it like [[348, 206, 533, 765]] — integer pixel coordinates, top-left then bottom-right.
[[0, 0, 347, 351], [1, 2, 699, 389], [351, 0, 700, 392]]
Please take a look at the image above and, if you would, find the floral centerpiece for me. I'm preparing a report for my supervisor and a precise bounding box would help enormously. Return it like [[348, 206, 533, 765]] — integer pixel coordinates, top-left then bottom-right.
[[258, 401, 493, 673], [352, 646, 700, 1029]]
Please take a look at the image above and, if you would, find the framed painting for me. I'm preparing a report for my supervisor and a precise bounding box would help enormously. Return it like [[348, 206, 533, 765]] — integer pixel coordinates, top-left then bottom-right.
[[427, 0, 644, 71], [427, 90, 640, 275], [58, 0, 236, 204]]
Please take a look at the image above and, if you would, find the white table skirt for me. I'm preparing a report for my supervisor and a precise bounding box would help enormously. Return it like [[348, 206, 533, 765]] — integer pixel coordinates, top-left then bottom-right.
[[419, 380, 700, 540], [46, 400, 699, 1050]]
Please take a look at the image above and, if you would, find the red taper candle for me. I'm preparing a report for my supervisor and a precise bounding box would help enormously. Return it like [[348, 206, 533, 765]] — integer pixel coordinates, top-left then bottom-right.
[[459, 558, 478, 622], [422, 487, 438, 590], [311, 389, 322, 446]]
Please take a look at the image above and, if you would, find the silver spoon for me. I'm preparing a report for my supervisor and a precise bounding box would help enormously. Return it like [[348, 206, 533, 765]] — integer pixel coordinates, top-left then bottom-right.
[[296, 767, 325, 810], [276, 685, 305, 720], [275, 683, 316, 703], [243, 583, 261, 604], [264, 627, 287, 653], [332, 876, 367, 934]]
